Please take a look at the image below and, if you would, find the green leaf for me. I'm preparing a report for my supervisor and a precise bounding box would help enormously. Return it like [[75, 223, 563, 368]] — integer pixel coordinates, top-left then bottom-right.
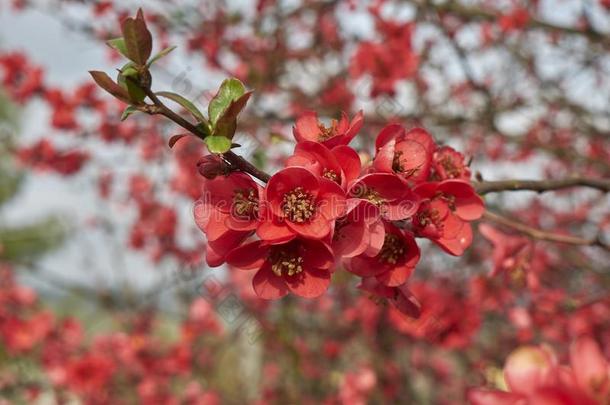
[[205, 136, 232, 154], [156, 91, 207, 123], [89, 71, 130, 103], [208, 78, 246, 125], [106, 37, 129, 59], [196, 122, 212, 138], [121, 11, 152, 65], [125, 80, 146, 104], [121, 65, 139, 78], [0, 217, 67, 262], [147, 45, 177, 67], [117, 65, 146, 105], [213, 91, 252, 139], [121, 105, 139, 121]]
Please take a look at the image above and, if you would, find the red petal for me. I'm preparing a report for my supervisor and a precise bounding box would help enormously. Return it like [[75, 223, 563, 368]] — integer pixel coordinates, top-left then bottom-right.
[[435, 220, 472, 256], [226, 240, 269, 270], [332, 145, 362, 185], [375, 123, 405, 151], [293, 111, 321, 143], [286, 212, 331, 239], [392, 285, 421, 318], [350, 173, 406, 202], [504, 346, 558, 396], [394, 138, 432, 182], [365, 220, 386, 256], [384, 192, 419, 220], [300, 239, 335, 270], [194, 199, 212, 233], [348, 256, 384, 277], [253, 263, 289, 299], [413, 181, 439, 199], [439, 180, 485, 220], [317, 178, 347, 220], [205, 212, 232, 241], [285, 268, 331, 298], [357, 277, 395, 298], [256, 216, 296, 244], [404, 127, 436, 155], [205, 244, 225, 267], [339, 110, 364, 146], [333, 221, 368, 258], [373, 139, 396, 173], [377, 263, 414, 287], [204, 172, 258, 213], [206, 230, 250, 267], [225, 214, 257, 231], [194, 199, 230, 241], [570, 336, 608, 396], [467, 389, 524, 405]]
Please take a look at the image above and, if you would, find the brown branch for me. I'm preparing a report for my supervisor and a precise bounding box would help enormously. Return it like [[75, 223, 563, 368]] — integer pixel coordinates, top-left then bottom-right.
[[482, 210, 609, 251], [430, 1, 610, 46], [141, 86, 272, 183], [475, 177, 610, 195]]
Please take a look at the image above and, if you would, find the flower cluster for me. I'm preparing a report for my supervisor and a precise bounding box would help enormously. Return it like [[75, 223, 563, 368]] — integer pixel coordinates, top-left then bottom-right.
[[194, 110, 484, 316]]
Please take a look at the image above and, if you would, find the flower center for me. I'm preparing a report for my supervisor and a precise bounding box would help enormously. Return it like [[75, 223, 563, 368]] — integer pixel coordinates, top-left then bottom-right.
[[363, 189, 385, 207], [378, 234, 406, 264], [351, 185, 386, 207], [269, 249, 304, 277], [392, 151, 404, 172], [436, 192, 456, 211], [439, 156, 460, 178], [323, 168, 339, 183], [233, 188, 259, 219], [318, 120, 338, 141], [393, 151, 420, 178], [415, 202, 444, 233], [282, 187, 315, 223]]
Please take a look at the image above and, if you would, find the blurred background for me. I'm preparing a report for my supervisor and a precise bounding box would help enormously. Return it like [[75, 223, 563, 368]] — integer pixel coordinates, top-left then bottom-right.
[[0, 0, 609, 403]]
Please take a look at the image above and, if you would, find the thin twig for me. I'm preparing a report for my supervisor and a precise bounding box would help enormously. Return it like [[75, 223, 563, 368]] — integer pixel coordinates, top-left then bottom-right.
[[475, 177, 610, 195], [482, 210, 609, 251], [430, 1, 610, 46], [141, 86, 272, 183]]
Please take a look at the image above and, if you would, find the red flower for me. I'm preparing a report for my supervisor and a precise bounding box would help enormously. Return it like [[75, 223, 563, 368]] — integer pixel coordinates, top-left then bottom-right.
[[479, 224, 531, 277], [374, 125, 436, 184], [286, 140, 361, 189], [17, 139, 89, 176], [388, 280, 481, 348], [226, 238, 334, 299], [412, 180, 484, 256], [349, 19, 418, 97], [258, 167, 346, 241], [431, 146, 471, 180], [65, 353, 115, 395], [348, 222, 420, 287], [332, 200, 385, 258], [348, 173, 419, 221], [569, 336, 610, 401], [358, 277, 421, 318], [194, 173, 261, 266], [293, 110, 363, 148]]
